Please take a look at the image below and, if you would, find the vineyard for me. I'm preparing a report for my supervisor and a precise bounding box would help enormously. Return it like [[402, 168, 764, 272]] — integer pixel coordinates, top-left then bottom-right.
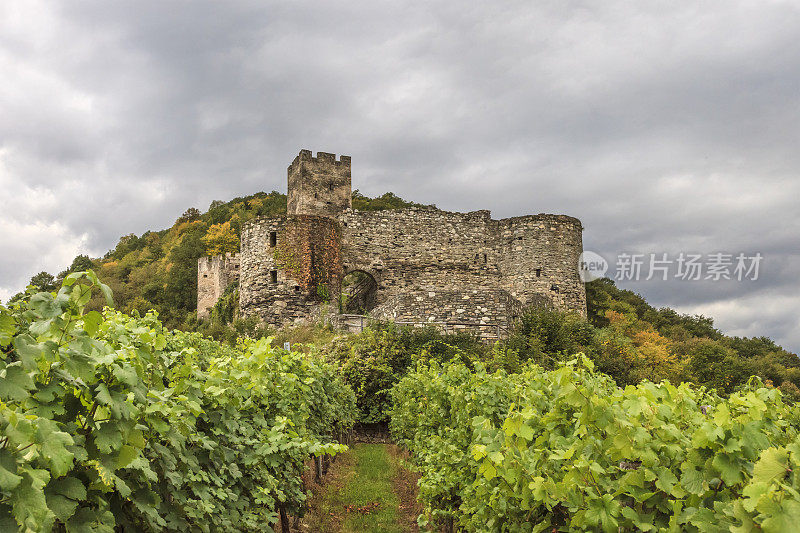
[[391, 357, 800, 532], [3, 273, 800, 531], [0, 272, 355, 532]]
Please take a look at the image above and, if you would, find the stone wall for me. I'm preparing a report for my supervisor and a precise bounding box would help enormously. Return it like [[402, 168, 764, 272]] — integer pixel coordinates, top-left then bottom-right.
[[371, 288, 524, 326], [338, 207, 503, 305], [238, 214, 341, 326], [233, 205, 586, 326], [287, 150, 352, 217], [498, 214, 586, 313], [197, 253, 239, 320], [337, 206, 586, 316]]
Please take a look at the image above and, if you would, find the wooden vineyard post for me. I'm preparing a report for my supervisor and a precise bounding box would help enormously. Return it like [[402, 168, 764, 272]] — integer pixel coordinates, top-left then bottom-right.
[[314, 455, 323, 482]]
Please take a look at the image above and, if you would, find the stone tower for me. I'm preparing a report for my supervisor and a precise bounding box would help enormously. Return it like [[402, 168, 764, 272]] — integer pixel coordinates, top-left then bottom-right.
[[287, 150, 352, 217]]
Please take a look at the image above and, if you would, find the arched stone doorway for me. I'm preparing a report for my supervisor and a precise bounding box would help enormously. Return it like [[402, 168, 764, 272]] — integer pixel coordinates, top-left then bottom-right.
[[339, 270, 378, 314]]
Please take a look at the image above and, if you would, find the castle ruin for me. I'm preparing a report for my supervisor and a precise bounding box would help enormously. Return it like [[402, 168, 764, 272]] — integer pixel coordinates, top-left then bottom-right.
[[198, 150, 587, 332]]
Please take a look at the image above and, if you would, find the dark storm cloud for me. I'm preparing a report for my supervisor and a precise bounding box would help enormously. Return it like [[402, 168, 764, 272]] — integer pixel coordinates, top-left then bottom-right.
[[1, 1, 799, 350]]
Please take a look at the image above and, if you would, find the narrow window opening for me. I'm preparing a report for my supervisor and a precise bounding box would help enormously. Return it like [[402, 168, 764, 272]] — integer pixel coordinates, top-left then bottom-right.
[[328, 183, 335, 191], [483, 253, 487, 263], [535, 268, 542, 277], [269, 231, 277, 247], [270, 270, 278, 283], [294, 285, 301, 292]]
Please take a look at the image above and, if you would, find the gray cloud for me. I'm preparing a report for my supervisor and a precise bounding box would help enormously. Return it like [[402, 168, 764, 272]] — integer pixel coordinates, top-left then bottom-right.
[[1, 1, 798, 351]]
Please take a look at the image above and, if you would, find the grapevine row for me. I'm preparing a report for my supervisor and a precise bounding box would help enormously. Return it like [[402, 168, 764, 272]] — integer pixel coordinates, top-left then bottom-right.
[[390, 356, 800, 532], [0, 272, 356, 532]]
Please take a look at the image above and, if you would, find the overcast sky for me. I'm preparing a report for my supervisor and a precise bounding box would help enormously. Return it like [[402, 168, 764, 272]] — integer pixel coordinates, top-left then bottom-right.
[[1, 1, 798, 352]]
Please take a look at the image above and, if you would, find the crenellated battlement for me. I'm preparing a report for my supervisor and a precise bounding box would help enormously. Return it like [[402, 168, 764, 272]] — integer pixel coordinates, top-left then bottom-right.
[[289, 150, 351, 171], [198, 252, 238, 270]]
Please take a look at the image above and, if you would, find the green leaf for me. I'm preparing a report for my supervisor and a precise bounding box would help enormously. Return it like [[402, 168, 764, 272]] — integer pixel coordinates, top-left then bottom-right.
[[655, 467, 679, 494], [0, 362, 35, 401], [81, 311, 102, 336], [680, 467, 706, 496], [154, 334, 166, 350], [95, 383, 113, 406], [112, 365, 138, 387], [116, 445, 138, 469], [28, 292, 62, 319], [753, 447, 789, 484], [585, 494, 620, 533], [0, 450, 22, 491], [98, 280, 114, 307], [38, 423, 75, 477], [94, 424, 123, 454], [11, 335, 41, 369], [0, 310, 16, 347], [44, 476, 87, 523], [741, 481, 769, 512], [760, 499, 800, 533], [712, 453, 743, 486], [12, 469, 54, 531]]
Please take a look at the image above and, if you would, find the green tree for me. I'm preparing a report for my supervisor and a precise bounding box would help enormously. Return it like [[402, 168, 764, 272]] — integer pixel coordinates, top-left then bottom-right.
[[29, 271, 57, 292], [177, 207, 201, 223], [163, 228, 206, 319]]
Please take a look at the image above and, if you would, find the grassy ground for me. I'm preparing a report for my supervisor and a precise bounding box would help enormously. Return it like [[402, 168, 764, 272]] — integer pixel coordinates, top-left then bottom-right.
[[303, 443, 420, 533]]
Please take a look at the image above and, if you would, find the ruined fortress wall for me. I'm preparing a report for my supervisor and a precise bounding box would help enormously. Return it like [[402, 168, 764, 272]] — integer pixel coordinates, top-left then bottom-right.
[[222, 207, 585, 325], [206, 150, 587, 326], [338, 207, 585, 315], [371, 288, 525, 326], [238, 215, 341, 325], [498, 214, 586, 314], [338, 207, 504, 305], [287, 150, 352, 217], [197, 253, 240, 320]]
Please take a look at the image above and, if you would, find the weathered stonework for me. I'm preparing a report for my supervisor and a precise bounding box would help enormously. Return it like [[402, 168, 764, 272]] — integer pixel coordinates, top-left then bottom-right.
[[288, 150, 352, 217], [198, 149, 588, 330], [371, 289, 525, 327], [238, 215, 341, 325], [197, 253, 239, 320]]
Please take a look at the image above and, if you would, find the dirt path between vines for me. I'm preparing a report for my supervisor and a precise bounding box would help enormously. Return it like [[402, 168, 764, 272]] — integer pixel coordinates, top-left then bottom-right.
[[299, 443, 421, 533]]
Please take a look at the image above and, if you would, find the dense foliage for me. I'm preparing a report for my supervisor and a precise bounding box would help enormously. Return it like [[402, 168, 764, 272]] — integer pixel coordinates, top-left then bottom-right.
[[325, 323, 485, 423], [0, 272, 355, 532], [391, 357, 800, 532], [510, 279, 800, 400]]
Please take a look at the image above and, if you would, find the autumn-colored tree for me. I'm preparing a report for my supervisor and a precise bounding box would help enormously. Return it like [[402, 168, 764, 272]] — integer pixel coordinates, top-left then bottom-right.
[[202, 221, 239, 256], [606, 309, 683, 383]]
